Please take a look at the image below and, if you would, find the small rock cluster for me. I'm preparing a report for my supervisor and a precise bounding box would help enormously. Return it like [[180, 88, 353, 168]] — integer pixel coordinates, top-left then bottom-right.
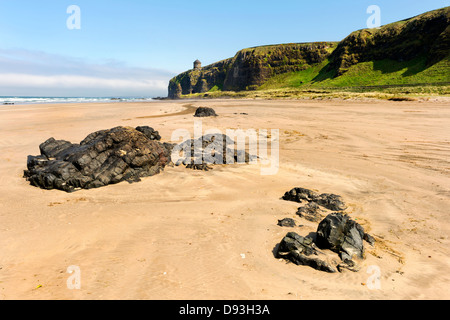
[[282, 187, 347, 222], [282, 187, 347, 211], [174, 133, 256, 171], [276, 187, 375, 273]]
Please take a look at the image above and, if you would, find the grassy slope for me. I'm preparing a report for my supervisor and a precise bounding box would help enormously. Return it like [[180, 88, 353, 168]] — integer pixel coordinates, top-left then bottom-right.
[[188, 55, 449, 98], [257, 7, 450, 97], [260, 55, 450, 90], [199, 55, 450, 100], [186, 56, 450, 99]]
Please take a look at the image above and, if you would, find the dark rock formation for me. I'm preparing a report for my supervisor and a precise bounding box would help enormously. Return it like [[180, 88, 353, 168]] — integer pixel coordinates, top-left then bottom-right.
[[282, 187, 347, 211], [168, 81, 183, 99], [282, 187, 319, 203], [194, 107, 218, 118], [174, 133, 256, 170], [24, 127, 256, 191], [337, 259, 361, 273], [316, 212, 375, 261], [135, 126, 161, 141], [185, 163, 213, 171], [315, 193, 347, 212], [24, 126, 173, 192], [276, 232, 337, 273], [277, 188, 377, 273], [277, 218, 296, 228], [363, 233, 376, 246], [296, 202, 324, 222]]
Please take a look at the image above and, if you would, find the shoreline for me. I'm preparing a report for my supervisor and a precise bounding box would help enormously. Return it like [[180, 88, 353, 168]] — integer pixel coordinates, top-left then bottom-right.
[[0, 97, 157, 106], [2, 94, 449, 110]]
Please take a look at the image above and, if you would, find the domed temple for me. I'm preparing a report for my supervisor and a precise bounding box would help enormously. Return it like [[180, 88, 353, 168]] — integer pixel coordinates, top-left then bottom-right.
[[193, 59, 202, 70]]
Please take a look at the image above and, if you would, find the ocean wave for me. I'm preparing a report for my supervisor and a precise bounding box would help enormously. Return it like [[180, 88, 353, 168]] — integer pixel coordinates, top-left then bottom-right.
[[0, 97, 155, 105]]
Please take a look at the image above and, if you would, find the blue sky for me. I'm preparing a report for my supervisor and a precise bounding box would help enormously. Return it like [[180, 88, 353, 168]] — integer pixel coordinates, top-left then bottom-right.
[[0, 0, 448, 97]]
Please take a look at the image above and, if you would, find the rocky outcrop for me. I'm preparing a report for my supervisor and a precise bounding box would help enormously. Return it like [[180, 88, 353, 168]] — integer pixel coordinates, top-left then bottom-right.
[[168, 59, 232, 97], [135, 126, 162, 141], [168, 81, 183, 99], [277, 188, 376, 273], [174, 133, 256, 170], [282, 187, 347, 211], [276, 212, 376, 273], [296, 202, 324, 222], [194, 107, 218, 117], [276, 232, 337, 273], [24, 126, 173, 192], [277, 218, 297, 228], [316, 212, 372, 261], [24, 127, 259, 191]]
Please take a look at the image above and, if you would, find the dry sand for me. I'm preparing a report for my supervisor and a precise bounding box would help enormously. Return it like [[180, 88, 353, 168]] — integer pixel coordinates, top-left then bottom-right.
[[0, 98, 449, 300]]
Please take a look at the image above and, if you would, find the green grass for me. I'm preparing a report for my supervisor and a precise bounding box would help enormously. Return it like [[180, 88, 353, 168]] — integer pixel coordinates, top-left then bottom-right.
[[181, 55, 450, 101], [259, 60, 329, 89], [258, 54, 450, 92], [208, 85, 221, 92], [317, 55, 450, 87]]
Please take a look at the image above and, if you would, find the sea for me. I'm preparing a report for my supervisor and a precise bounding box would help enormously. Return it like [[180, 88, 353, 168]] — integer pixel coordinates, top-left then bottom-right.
[[0, 96, 157, 105]]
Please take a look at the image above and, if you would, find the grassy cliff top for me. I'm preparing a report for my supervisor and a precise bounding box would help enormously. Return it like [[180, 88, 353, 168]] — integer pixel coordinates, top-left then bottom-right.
[[169, 6, 450, 100]]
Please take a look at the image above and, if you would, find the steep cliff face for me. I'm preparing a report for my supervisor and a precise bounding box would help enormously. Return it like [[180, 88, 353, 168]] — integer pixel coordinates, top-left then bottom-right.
[[168, 42, 336, 98], [326, 7, 450, 76], [168, 59, 232, 99], [222, 42, 336, 91]]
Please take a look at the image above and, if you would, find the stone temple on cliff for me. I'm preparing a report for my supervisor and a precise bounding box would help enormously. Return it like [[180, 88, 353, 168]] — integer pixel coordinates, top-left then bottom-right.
[[194, 59, 202, 70]]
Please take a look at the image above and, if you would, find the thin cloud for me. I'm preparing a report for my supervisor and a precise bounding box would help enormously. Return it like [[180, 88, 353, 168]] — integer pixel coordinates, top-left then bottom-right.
[[0, 49, 174, 96]]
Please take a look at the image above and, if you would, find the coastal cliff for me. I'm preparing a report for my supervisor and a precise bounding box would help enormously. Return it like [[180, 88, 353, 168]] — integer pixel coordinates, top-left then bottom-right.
[[168, 42, 336, 98], [168, 7, 450, 99]]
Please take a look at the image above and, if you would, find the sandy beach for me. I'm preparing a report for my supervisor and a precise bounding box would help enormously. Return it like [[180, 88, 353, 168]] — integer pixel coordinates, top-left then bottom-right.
[[0, 98, 449, 300]]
